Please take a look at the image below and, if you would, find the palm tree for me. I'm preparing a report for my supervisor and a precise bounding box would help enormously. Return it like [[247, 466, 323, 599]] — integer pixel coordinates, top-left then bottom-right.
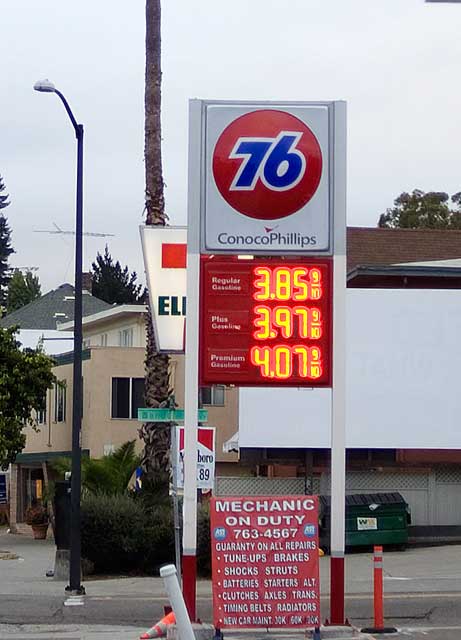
[[138, 0, 172, 476], [52, 440, 141, 495]]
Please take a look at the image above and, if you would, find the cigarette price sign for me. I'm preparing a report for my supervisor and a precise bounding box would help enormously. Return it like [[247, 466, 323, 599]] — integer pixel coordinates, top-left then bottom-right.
[[200, 256, 332, 387], [210, 495, 320, 629]]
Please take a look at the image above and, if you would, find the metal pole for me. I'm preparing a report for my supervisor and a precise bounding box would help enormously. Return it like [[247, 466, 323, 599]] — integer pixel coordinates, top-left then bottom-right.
[[170, 424, 182, 589], [329, 101, 347, 625], [67, 120, 84, 596]]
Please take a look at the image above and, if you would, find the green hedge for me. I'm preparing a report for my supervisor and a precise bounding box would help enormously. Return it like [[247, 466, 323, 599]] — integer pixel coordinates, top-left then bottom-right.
[[81, 493, 211, 576], [81, 494, 174, 574]]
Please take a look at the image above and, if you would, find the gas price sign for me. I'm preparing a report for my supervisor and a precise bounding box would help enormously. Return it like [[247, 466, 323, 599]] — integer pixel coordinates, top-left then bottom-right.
[[210, 495, 320, 629], [200, 256, 332, 387]]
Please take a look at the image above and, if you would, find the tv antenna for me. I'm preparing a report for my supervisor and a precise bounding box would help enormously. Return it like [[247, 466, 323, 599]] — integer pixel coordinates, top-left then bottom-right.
[[34, 222, 114, 238], [13, 266, 39, 272]]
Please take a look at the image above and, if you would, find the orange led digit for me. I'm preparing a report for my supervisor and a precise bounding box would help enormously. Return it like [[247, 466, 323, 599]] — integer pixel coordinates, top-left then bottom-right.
[[273, 267, 292, 300], [253, 267, 271, 300], [250, 345, 272, 377], [273, 307, 293, 338], [309, 346, 322, 379], [310, 308, 322, 339], [308, 268, 322, 300], [274, 345, 292, 378], [253, 305, 272, 339], [292, 267, 309, 301]]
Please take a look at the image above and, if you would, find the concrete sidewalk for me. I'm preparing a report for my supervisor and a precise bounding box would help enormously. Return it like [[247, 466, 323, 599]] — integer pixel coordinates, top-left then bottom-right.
[[3, 530, 461, 598], [2, 530, 461, 637]]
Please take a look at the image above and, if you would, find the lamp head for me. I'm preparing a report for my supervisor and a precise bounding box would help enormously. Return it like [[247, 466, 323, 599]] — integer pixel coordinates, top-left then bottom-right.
[[33, 79, 56, 93]]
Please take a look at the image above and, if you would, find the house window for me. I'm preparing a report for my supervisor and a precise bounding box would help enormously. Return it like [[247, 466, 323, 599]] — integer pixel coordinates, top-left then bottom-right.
[[100, 333, 108, 347], [119, 328, 133, 347], [54, 381, 66, 422], [111, 377, 145, 419], [36, 394, 47, 425], [201, 385, 225, 406], [83, 338, 91, 349]]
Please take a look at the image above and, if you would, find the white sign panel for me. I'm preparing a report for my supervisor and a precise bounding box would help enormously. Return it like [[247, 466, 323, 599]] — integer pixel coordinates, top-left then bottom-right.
[[140, 226, 187, 353], [239, 289, 461, 449], [357, 518, 377, 531], [201, 102, 333, 255], [176, 426, 215, 490]]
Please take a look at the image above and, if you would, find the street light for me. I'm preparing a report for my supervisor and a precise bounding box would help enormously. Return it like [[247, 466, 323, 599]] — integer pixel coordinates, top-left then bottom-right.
[[34, 79, 85, 597]]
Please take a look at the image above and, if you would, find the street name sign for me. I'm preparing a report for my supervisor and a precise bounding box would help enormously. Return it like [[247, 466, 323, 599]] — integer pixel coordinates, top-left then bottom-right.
[[137, 408, 208, 423]]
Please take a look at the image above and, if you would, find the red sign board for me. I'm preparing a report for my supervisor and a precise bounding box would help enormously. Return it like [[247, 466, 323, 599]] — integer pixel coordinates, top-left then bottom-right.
[[210, 495, 320, 629], [200, 256, 332, 386]]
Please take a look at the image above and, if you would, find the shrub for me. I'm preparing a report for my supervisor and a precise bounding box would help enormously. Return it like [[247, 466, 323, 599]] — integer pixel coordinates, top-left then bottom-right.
[[81, 493, 175, 574], [25, 504, 48, 525]]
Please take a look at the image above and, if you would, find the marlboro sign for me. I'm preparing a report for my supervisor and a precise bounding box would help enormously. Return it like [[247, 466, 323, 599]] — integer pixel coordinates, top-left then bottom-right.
[[176, 426, 216, 491]]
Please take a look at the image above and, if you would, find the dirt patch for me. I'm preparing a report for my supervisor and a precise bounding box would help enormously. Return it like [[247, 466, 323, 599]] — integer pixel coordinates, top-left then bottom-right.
[[0, 551, 19, 560]]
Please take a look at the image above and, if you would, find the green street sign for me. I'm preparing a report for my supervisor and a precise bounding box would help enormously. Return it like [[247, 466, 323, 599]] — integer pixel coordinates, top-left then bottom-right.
[[137, 408, 208, 423]]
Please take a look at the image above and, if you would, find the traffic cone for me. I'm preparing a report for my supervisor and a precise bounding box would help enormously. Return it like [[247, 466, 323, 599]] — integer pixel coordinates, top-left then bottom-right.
[[140, 611, 176, 639]]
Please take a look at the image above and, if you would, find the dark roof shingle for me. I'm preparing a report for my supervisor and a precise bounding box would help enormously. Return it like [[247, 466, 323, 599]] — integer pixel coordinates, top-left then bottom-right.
[[0, 283, 112, 330], [347, 227, 461, 272]]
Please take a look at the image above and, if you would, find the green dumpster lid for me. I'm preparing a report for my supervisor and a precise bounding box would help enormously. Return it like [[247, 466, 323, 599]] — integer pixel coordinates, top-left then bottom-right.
[[319, 492, 407, 508]]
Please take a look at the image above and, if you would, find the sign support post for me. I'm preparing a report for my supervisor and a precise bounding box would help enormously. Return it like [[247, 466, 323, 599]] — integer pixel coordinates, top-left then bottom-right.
[[182, 100, 202, 620], [329, 101, 347, 625]]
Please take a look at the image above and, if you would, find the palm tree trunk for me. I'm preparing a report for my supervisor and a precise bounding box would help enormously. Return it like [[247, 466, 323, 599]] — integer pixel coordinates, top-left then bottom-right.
[[140, 0, 172, 476]]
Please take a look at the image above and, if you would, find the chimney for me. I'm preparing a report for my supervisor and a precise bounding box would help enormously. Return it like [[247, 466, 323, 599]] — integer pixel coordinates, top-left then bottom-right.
[[82, 272, 92, 293]]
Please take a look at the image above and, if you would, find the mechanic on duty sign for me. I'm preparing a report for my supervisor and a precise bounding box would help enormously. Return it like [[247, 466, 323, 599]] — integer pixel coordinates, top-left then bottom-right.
[[210, 495, 320, 629], [201, 102, 333, 255]]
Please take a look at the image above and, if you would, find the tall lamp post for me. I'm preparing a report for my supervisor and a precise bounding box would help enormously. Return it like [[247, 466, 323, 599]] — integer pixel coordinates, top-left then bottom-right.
[[33, 80, 85, 596]]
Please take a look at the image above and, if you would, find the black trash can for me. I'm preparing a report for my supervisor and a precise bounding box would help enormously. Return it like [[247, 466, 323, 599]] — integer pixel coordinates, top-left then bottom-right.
[[53, 480, 71, 550]]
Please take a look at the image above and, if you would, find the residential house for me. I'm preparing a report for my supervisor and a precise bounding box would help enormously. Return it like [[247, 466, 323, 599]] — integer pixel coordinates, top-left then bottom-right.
[[6, 298, 238, 529]]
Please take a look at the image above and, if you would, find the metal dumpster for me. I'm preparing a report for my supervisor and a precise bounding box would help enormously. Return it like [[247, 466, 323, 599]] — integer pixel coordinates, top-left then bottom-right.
[[319, 492, 411, 551]]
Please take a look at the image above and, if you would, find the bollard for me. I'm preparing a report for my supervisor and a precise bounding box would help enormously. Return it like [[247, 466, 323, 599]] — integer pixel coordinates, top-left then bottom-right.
[[361, 546, 397, 634], [160, 564, 196, 640], [374, 545, 384, 629]]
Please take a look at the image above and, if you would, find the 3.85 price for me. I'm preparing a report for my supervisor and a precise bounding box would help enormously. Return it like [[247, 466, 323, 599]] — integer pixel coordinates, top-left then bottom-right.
[[253, 266, 322, 302]]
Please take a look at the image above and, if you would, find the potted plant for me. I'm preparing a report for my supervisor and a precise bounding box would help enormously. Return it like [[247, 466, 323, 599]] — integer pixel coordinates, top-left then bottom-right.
[[25, 503, 49, 539]]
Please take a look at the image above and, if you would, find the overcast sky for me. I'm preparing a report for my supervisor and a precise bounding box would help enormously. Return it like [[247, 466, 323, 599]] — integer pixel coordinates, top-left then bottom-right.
[[1, 0, 461, 294]]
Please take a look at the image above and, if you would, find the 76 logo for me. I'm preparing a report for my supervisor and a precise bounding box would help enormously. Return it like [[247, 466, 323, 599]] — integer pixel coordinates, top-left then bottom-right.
[[229, 131, 306, 192]]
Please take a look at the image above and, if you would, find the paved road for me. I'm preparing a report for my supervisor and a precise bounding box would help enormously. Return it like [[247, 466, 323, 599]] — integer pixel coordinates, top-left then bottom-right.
[[2, 531, 461, 639]]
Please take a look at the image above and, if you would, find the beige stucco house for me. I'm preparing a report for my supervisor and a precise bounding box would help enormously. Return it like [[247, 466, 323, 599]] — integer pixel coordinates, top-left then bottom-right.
[[5, 289, 239, 530]]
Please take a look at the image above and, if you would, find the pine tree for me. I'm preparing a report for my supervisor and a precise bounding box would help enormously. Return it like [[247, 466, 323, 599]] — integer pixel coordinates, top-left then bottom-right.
[[91, 245, 145, 305], [0, 176, 14, 311], [6, 270, 41, 314]]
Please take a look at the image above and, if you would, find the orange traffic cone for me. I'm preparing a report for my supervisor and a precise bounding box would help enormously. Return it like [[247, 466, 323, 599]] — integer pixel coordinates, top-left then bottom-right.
[[140, 611, 176, 639]]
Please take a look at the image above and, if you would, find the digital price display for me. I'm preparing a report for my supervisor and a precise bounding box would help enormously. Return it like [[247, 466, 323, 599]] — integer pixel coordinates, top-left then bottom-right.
[[200, 257, 332, 387]]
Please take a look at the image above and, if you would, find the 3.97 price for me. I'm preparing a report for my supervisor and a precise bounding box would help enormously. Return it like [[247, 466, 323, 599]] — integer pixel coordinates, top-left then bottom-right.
[[250, 344, 322, 380], [254, 305, 322, 340]]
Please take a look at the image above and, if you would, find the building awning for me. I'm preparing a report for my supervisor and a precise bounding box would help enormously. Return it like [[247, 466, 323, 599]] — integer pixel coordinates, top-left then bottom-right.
[[14, 450, 90, 465], [223, 432, 239, 453]]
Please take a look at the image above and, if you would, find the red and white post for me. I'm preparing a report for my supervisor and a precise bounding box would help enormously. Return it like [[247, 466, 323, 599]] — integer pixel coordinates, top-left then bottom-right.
[[361, 545, 397, 634], [329, 101, 347, 626], [373, 545, 384, 629], [182, 100, 202, 621]]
